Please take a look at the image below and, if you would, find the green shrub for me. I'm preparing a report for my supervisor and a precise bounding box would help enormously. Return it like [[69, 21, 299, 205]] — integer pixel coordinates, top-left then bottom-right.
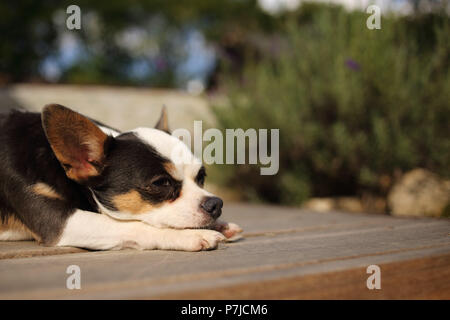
[[211, 5, 450, 205]]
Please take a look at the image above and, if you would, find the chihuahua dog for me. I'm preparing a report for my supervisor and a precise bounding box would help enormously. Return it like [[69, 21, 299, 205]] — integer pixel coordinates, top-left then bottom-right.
[[0, 104, 242, 251]]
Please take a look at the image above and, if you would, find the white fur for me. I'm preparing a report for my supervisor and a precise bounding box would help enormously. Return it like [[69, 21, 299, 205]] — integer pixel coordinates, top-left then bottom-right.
[[56, 209, 225, 251], [132, 127, 202, 180], [98, 125, 120, 137]]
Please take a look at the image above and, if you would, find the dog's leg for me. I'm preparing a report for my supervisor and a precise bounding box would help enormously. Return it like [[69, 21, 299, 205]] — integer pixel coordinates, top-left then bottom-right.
[[57, 210, 226, 251]]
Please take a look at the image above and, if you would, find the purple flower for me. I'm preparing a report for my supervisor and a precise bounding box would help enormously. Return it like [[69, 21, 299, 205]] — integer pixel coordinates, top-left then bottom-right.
[[345, 58, 360, 71], [155, 57, 167, 71]]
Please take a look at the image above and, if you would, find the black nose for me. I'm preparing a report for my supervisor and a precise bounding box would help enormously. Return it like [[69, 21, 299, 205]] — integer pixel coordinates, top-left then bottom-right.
[[200, 196, 223, 219]]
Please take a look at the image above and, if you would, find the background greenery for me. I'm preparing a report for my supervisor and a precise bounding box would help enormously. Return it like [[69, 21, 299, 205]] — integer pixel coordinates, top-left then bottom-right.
[[0, 1, 448, 208], [211, 4, 450, 205]]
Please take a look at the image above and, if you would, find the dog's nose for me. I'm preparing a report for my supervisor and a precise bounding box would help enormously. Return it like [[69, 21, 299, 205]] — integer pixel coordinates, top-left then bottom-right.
[[200, 196, 223, 219]]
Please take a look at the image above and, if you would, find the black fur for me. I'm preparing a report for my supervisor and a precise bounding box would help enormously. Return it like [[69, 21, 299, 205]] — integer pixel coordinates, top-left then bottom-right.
[[0, 110, 181, 245], [0, 111, 94, 244]]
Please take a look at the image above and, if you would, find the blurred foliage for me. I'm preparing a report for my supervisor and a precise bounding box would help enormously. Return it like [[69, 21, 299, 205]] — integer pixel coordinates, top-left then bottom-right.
[[0, 0, 275, 86], [0, 1, 58, 82], [212, 4, 450, 205], [1, 1, 448, 205]]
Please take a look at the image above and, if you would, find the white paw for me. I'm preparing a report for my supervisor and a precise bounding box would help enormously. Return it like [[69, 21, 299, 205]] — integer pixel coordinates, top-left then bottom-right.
[[166, 229, 226, 252], [192, 230, 226, 251]]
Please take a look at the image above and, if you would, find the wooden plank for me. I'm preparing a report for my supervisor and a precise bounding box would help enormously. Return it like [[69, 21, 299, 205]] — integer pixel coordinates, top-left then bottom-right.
[[156, 253, 450, 299], [0, 210, 448, 299], [0, 241, 85, 260], [0, 202, 409, 260], [223, 203, 413, 234]]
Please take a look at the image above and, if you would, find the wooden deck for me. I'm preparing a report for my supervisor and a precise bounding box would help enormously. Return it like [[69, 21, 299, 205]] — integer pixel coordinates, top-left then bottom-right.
[[0, 203, 449, 299]]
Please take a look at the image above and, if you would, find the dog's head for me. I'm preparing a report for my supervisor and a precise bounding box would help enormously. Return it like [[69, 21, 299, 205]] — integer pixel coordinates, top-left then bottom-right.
[[42, 104, 222, 229]]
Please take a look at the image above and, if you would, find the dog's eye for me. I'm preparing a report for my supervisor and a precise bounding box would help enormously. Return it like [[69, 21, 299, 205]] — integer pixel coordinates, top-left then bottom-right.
[[152, 177, 171, 187], [195, 167, 206, 187]]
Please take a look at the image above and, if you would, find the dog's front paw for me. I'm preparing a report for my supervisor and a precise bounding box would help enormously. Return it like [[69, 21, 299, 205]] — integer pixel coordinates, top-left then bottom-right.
[[169, 229, 226, 252], [194, 229, 227, 251]]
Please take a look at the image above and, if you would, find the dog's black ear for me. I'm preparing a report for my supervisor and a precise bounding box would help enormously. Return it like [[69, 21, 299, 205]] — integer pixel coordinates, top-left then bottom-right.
[[155, 106, 170, 134], [42, 104, 109, 182]]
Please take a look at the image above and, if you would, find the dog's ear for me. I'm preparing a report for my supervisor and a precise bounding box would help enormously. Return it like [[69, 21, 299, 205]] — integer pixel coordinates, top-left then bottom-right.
[[42, 104, 109, 182], [154, 106, 170, 134]]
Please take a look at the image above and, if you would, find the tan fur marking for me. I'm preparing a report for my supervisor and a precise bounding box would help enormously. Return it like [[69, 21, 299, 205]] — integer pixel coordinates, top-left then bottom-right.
[[32, 183, 63, 200], [0, 215, 27, 232], [0, 215, 39, 241], [164, 162, 178, 178], [112, 190, 154, 214], [164, 161, 185, 181]]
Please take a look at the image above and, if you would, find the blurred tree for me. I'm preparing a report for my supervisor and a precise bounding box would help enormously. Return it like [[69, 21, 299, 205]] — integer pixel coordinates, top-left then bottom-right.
[[0, 1, 59, 83], [0, 0, 276, 87]]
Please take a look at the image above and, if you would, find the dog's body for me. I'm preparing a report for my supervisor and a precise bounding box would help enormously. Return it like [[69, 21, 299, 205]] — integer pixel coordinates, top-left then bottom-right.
[[0, 105, 241, 251]]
